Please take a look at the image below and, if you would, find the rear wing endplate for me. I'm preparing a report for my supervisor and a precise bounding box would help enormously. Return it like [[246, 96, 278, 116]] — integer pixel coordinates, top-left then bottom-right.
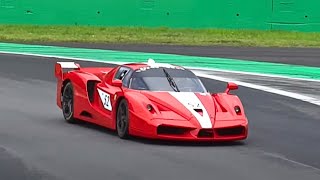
[[55, 62, 80, 79]]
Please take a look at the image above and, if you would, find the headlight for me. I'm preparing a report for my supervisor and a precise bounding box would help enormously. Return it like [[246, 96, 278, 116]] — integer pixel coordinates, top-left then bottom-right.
[[234, 106, 241, 114]]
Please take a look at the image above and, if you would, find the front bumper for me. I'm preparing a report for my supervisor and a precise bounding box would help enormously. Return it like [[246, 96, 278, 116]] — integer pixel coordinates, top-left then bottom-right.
[[129, 116, 248, 142]]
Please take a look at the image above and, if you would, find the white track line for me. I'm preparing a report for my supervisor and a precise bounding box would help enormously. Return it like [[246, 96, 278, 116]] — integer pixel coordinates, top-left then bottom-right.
[[0, 51, 131, 64], [1, 51, 319, 82], [1, 51, 319, 106], [189, 67, 320, 82], [262, 151, 320, 173], [195, 72, 320, 106]]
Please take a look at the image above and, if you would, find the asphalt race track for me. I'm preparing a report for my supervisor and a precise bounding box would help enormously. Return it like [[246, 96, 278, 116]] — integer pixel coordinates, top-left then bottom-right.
[[1, 53, 320, 180]]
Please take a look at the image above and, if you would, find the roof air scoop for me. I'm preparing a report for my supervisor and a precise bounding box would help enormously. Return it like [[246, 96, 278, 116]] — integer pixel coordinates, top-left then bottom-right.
[[147, 58, 156, 65]]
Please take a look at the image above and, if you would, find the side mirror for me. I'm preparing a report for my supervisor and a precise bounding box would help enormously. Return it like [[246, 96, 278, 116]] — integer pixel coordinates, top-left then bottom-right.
[[112, 79, 123, 87], [225, 82, 238, 94]]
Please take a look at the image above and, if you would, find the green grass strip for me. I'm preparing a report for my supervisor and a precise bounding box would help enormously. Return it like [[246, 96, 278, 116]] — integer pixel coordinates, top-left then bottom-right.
[[1, 25, 320, 47], [0, 42, 320, 80]]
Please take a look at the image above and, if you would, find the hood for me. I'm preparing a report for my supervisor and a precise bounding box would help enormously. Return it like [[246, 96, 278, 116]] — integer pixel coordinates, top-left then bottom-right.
[[140, 91, 216, 128]]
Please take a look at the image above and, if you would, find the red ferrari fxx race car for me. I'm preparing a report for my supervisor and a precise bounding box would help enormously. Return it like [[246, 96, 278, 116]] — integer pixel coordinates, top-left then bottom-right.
[[55, 59, 248, 141]]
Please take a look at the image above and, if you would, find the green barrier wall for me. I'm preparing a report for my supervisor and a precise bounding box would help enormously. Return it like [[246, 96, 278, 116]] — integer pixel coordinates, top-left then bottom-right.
[[0, 0, 319, 32]]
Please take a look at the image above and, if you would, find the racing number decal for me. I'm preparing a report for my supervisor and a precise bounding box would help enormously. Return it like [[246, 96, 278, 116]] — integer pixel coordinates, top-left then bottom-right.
[[97, 89, 112, 111]]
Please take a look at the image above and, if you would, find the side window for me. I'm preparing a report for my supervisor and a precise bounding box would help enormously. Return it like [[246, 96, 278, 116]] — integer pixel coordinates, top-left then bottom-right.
[[122, 70, 133, 88], [114, 66, 130, 80]]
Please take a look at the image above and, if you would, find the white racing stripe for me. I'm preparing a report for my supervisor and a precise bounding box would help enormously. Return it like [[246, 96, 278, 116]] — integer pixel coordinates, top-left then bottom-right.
[[169, 92, 212, 128], [195, 72, 320, 107]]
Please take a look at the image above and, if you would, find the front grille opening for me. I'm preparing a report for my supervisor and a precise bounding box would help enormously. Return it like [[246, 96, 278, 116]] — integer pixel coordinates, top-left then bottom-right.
[[157, 125, 189, 135], [198, 129, 213, 138], [216, 126, 244, 136]]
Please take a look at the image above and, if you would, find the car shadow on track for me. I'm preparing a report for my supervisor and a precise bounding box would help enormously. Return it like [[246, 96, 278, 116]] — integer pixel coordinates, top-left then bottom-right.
[[76, 120, 246, 147]]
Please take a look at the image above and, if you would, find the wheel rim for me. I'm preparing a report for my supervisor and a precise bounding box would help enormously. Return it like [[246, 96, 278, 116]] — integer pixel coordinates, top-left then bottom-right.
[[117, 102, 128, 134], [63, 86, 73, 119]]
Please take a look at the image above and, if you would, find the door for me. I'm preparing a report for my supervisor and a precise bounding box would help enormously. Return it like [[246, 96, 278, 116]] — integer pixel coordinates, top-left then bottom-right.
[[95, 66, 131, 127]]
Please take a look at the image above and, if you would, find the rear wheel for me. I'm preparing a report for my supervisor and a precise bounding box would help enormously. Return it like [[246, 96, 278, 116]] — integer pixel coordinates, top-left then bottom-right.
[[62, 82, 77, 123], [116, 99, 129, 139]]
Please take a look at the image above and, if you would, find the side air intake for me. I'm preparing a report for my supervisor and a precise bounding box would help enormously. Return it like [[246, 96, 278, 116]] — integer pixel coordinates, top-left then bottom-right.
[[87, 80, 99, 103], [80, 111, 92, 118]]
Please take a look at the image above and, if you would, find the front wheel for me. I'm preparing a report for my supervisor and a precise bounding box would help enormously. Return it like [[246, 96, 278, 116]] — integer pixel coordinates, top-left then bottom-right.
[[62, 82, 77, 124], [116, 99, 129, 139]]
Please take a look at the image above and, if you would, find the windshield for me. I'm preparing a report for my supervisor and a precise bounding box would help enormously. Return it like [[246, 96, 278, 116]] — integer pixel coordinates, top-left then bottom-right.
[[128, 67, 207, 93]]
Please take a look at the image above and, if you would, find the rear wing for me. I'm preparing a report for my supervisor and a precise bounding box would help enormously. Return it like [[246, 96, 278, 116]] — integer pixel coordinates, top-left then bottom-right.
[[55, 62, 80, 80]]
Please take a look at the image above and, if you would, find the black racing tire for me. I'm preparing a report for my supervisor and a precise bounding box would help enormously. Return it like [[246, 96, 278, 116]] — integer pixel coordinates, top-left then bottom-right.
[[116, 99, 130, 139], [62, 82, 77, 124]]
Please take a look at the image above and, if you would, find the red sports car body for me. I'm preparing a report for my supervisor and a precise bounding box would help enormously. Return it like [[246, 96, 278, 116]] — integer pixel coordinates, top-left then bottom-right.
[[54, 60, 248, 141]]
